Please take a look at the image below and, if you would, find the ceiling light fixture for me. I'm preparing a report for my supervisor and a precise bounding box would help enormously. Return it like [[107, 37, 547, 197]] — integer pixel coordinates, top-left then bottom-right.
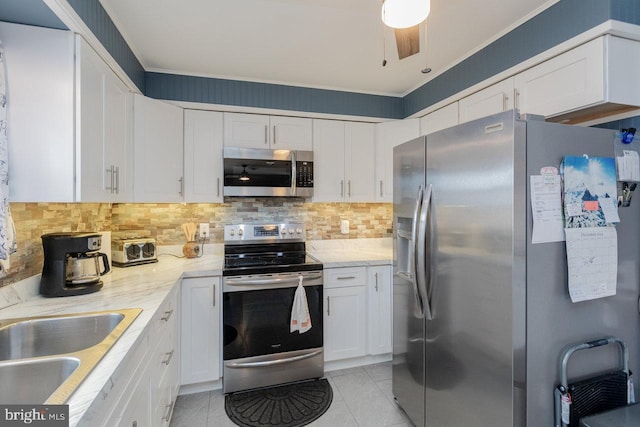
[[239, 165, 250, 181], [381, 0, 430, 29]]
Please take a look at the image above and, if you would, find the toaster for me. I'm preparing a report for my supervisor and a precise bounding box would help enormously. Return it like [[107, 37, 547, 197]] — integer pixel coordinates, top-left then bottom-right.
[[112, 237, 158, 267]]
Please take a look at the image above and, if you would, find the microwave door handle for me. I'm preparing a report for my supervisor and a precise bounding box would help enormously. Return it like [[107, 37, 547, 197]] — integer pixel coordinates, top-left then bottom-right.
[[291, 151, 297, 196]]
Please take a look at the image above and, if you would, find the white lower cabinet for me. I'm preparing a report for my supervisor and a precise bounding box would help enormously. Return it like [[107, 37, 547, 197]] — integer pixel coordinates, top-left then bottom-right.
[[98, 288, 179, 427], [117, 369, 150, 427], [180, 276, 221, 385], [367, 265, 392, 355], [323, 265, 392, 362]]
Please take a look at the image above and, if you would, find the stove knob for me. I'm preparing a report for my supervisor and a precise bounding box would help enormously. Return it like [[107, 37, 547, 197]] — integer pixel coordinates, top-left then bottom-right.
[[289, 228, 294, 235], [296, 228, 302, 234], [281, 227, 287, 235], [229, 229, 235, 237], [238, 229, 244, 236]]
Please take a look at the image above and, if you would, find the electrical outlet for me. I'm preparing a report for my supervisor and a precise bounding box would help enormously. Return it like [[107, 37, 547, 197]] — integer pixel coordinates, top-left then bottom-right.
[[340, 220, 349, 235], [199, 223, 210, 238]]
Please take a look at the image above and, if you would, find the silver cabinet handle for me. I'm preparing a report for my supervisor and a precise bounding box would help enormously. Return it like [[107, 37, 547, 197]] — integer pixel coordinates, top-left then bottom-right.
[[161, 309, 173, 321], [273, 124, 277, 145], [380, 180, 384, 197], [337, 276, 356, 280], [502, 93, 508, 111], [374, 272, 379, 292], [348, 180, 351, 197], [178, 177, 184, 196], [213, 283, 216, 307], [114, 166, 120, 194], [162, 350, 174, 365], [340, 180, 344, 197], [106, 166, 114, 194], [513, 88, 520, 109], [264, 125, 268, 145], [217, 177, 220, 197], [327, 296, 330, 316], [162, 402, 174, 422]]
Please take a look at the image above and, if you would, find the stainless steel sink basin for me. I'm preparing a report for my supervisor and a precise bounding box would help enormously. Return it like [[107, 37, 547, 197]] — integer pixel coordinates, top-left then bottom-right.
[[0, 308, 142, 404], [0, 357, 80, 404], [0, 312, 125, 361]]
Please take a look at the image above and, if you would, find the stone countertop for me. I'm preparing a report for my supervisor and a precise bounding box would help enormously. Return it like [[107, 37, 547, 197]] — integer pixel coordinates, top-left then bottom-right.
[[0, 238, 391, 426]]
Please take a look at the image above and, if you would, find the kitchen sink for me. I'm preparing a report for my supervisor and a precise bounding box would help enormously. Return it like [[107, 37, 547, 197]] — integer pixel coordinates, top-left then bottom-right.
[[0, 312, 125, 361], [0, 357, 80, 404], [0, 308, 142, 404]]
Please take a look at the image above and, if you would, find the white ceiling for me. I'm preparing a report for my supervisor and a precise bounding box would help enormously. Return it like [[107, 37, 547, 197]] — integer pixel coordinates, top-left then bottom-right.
[[99, 0, 558, 97]]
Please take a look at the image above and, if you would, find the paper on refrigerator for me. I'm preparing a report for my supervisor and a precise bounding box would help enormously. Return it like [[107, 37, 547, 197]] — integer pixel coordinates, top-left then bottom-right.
[[530, 174, 565, 243], [565, 227, 617, 303]]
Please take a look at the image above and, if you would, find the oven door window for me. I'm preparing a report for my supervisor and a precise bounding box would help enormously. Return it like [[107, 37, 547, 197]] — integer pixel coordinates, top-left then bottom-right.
[[223, 285, 323, 360], [224, 158, 292, 187]]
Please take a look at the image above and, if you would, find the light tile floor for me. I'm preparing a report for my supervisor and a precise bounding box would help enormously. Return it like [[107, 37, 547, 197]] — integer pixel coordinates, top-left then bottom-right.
[[169, 362, 412, 427]]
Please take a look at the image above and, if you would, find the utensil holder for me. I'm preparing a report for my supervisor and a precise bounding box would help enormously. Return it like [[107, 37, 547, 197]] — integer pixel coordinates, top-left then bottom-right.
[[182, 241, 200, 258]]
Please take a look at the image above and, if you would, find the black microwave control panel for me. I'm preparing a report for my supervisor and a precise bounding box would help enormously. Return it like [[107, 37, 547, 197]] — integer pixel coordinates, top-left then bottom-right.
[[296, 161, 314, 187]]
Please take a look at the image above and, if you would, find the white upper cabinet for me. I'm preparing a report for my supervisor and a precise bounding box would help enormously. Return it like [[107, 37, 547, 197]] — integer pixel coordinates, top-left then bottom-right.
[[420, 102, 459, 136], [224, 112, 312, 150], [459, 78, 515, 123], [76, 36, 131, 202], [313, 120, 375, 202], [1, 22, 75, 202], [514, 35, 640, 122], [183, 110, 224, 202], [375, 119, 420, 202], [132, 94, 184, 202]]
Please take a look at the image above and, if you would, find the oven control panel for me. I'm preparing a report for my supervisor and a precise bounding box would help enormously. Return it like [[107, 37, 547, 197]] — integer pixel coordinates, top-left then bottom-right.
[[224, 223, 306, 243]]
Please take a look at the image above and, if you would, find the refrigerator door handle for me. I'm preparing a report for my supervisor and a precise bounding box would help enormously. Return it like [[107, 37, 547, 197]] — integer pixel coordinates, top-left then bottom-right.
[[411, 185, 425, 317], [416, 184, 433, 320]]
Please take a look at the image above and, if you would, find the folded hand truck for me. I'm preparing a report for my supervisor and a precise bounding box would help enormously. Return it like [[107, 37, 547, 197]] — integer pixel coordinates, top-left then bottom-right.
[[554, 337, 634, 427]]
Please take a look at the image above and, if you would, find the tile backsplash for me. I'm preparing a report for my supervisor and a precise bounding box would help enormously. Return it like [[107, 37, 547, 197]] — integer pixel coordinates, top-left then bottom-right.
[[0, 200, 392, 287]]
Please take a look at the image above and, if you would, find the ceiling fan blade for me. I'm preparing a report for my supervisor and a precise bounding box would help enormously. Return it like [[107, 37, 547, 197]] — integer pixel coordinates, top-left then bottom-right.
[[394, 25, 420, 59]]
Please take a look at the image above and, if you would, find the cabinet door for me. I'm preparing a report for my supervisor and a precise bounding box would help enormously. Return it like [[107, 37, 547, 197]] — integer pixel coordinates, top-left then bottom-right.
[[103, 68, 131, 202], [2, 22, 75, 202], [132, 94, 184, 202], [375, 119, 420, 202], [514, 36, 604, 118], [184, 110, 224, 202], [223, 112, 270, 148], [368, 266, 392, 355], [270, 116, 313, 150], [312, 119, 345, 202], [77, 36, 107, 202], [420, 102, 459, 136], [117, 369, 150, 427], [324, 286, 367, 361], [180, 277, 220, 385], [459, 78, 514, 123], [345, 122, 375, 202]]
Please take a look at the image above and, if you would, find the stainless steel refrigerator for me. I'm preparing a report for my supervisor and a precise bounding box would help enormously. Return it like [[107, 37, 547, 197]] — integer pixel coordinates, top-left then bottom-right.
[[392, 110, 640, 427]]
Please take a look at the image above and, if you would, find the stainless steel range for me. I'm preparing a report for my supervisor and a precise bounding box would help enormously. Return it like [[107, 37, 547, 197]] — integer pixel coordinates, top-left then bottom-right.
[[222, 223, 324, 393]]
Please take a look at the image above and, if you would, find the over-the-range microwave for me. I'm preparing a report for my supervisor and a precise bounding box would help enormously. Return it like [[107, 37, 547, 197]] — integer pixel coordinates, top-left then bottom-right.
[[223, 147, 313, 198]]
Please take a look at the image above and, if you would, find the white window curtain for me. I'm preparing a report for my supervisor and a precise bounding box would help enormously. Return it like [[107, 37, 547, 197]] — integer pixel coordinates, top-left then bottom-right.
[[0, 43, 17, 277]]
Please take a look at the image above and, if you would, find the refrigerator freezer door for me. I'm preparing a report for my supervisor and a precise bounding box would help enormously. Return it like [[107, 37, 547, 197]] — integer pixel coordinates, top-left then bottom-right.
[[393, 137, 427, 427], [424, 111, 519, 426]]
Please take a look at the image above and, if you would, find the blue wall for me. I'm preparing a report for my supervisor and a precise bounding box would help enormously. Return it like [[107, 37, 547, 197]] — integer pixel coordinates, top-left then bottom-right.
[[3, 0, 640, 119]]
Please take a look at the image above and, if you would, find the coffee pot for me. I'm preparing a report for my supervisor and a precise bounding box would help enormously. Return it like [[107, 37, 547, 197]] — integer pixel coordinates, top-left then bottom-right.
[[40, 232, 110, 297]]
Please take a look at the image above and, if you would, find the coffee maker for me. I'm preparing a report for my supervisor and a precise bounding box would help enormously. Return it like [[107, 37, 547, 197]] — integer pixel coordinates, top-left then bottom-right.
[[40, 232, 110, 297]]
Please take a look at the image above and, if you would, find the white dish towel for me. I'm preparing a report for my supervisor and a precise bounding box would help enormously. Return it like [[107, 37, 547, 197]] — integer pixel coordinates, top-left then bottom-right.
[[290, 275, 312, 334]]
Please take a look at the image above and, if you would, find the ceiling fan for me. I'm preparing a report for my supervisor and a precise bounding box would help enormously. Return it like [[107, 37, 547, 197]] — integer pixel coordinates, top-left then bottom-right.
[[381, 0, 430, 62]]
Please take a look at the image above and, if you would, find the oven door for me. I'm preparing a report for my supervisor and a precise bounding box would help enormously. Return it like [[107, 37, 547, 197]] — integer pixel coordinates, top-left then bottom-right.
[[222, 270, 324, 393]]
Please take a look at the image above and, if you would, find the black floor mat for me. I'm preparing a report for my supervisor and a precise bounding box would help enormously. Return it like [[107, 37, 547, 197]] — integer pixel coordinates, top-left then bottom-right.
[[225, 379, 333, 427]]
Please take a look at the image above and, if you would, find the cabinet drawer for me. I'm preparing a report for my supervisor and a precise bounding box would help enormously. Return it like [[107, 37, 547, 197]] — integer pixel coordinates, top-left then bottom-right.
[[324, 267, 366, 288]]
